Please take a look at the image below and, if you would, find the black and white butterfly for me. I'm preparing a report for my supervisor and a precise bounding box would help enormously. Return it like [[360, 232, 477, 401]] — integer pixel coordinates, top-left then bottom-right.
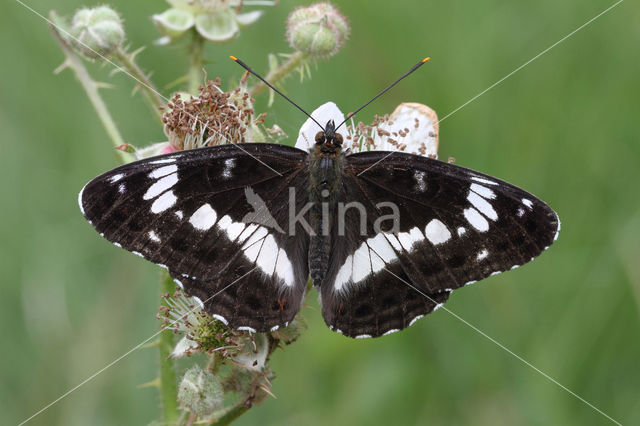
[[78, 60, 559, 338]]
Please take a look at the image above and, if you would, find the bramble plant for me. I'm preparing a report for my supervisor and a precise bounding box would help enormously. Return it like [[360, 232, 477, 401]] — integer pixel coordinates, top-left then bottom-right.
[[52, 1, 439, 424]]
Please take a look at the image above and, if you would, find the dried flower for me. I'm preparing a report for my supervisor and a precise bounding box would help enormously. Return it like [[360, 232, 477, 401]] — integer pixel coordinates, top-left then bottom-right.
[[286, 2, 349, 59], [69, 6, 125, 59], [162, 79, 258, 150]]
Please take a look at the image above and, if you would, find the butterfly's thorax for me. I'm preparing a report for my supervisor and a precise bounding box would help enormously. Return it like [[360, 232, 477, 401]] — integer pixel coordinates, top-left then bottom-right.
[[308, 134, 344, 286]]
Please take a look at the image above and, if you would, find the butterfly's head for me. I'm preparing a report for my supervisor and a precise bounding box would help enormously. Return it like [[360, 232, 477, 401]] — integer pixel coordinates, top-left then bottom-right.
[[315, 119, 343, 150]]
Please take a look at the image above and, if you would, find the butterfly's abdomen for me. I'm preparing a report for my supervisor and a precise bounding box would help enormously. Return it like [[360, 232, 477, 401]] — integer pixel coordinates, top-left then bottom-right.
[[308, 147, 343, 285]]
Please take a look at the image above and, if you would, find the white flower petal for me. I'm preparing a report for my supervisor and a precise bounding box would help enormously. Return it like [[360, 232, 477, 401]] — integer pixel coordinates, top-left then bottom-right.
[[236, 10, 263, 26], [195, 9, 239, 42], [295, 102, 348, 151], [370, 102, 439, 157], [232, 333, 269, 371], [170, 336, 199, 358], [153, 9, 195, 38]]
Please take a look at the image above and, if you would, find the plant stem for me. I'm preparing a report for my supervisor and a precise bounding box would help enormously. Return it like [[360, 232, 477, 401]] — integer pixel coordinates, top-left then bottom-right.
[[49, 18, 133, 163], [216, 402, 251, 426], [159, 272, 180, 424], [188, 33, 205, 95], [248, 51, 307, 97], [113, 47, 165, 123]]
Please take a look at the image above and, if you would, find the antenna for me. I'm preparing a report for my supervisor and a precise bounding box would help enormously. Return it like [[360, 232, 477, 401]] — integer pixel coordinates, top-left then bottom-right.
[[230, 56, 325, 131], [336, 57, 430, 130]]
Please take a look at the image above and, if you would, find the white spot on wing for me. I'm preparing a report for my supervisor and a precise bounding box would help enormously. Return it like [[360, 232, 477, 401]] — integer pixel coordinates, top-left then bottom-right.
[[217, 215, 245, 241], [383, 329, 400, 336], [132, 251, 144, 258], [238, 326, 257, 333], [193, 297, 205, 309], [256, 234, 278, 275], [189, 204, 217, 230], [554, 215, 561, 241], [397, 227, 424, 251], [351, 244, 372, 283], [237, 224, 259, 244], [386, 233, 403, 251], [118, 183, 125, 194], [150, 158, 175, 165], [144, 173, 178, 200], [471, 176, 498, 186], [212, 314, 228, 325], [270, 325, 280, 332], [355, 334, 371, 339], [477, 249, 488, 260], [516, 207, 525, 217], [369, 234, 397, 262], [222, 158, 235, 179], [175, 210, 184, 220], [425, 219, 451, 245], [470, 183, 496, 199], [409, 315, 424, 327], [78, 185, 86, 215], [457, 227, 466, 236], [369, 250, 385, 274], [151, 191, 177, 214], [174, 279, 184, 289], [467, 191, 498, 221], [148, 164, 177, 179], [433, 303, 444, 311], [463, 207, 489, 232], [522, 198, 533, 208], [148, 231, 161, 243], [414, 170, 427, 192], [274, 248, 295, 287], [334, 255, 353, 290], [109, 173, 124, 183]]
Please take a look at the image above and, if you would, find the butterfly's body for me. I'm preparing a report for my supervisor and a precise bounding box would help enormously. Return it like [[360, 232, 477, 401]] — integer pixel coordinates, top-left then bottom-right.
[[308, 120, 345, 285]]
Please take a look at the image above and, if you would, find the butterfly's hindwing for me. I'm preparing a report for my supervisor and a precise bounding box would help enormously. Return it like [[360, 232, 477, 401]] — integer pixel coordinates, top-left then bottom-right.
[[317, 151, 559, 337], [80, 144, 311, 331]]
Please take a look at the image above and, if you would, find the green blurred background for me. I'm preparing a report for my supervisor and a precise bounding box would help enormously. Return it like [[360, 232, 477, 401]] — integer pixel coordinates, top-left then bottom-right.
[[2, 0, 639, 424]]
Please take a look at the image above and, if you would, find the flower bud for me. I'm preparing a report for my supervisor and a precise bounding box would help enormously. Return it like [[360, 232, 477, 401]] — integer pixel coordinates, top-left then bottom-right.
[[70, 6, 125, 59], [286, 2, 349, 58], [177, 366, 224, 417]]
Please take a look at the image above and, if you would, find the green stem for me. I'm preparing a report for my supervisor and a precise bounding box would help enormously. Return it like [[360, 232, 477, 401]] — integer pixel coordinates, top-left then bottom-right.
[[188, 33, 205, 95], [49, 18, 133, 163], [248, 51, 308, 97], [113, 47, 165, 123], [216, 403, 251, 426], [159, 272, 180, 424]]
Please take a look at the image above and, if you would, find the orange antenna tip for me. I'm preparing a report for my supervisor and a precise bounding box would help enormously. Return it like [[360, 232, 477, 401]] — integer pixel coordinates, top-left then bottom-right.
[[422, 57, 431, 63], [230, 55, 238, 61]]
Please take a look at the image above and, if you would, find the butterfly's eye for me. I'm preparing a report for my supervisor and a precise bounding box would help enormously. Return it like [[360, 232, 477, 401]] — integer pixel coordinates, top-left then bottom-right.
[[315, 131, 325, 144], [334, 133, 343, 146]]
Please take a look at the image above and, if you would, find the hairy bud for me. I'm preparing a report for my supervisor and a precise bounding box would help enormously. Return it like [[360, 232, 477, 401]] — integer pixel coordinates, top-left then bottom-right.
[[286, 2, 349, 59], [70, 6, 125, 59]]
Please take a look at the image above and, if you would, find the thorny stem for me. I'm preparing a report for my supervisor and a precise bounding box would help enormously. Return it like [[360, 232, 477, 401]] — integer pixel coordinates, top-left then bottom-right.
[[248, 51, 308, 97], [216, 403, 251, 426], [159, 272, 180, 423], [188, 33, 206, 95], [113, 47, 165, 123], [49, 16, 133, 163]]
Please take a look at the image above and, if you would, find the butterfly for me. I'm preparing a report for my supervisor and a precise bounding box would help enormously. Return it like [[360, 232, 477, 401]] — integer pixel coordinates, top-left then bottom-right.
[[78, 58, 560, 338]]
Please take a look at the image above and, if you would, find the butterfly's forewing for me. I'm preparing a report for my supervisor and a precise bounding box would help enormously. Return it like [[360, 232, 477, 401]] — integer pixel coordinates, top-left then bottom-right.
[[80, 143, 311, 331], [319, 151, 559, 337]]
